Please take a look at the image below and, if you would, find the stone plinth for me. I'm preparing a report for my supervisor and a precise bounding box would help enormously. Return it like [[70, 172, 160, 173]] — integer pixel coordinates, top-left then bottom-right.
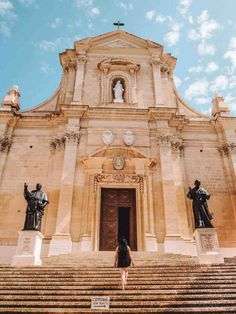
[[11, 230, 43, 266], [48, 234, 72, 256], [194, 228, 224, 264]]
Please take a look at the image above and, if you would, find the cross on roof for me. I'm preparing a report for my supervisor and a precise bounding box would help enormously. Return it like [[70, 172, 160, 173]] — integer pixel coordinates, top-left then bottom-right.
[[113, 20, 125, 30]]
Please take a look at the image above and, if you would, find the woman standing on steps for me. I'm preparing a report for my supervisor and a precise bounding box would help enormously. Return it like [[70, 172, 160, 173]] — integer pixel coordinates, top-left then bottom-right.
[[114, 238, 134, 290]]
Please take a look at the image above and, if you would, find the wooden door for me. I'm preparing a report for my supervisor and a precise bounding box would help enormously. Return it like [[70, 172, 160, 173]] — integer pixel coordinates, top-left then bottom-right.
[[99, 188, 137, 251]]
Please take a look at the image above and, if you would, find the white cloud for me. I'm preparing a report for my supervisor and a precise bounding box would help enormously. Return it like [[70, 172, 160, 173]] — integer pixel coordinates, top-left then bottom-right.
[[51, 17, 62, 29], [205, 62, 218, 72], [18, 0, 34, 6], [164, 22, 182, 46], [189, 10, 221, 42], [184, 78, 209, 100], [198, 42, 215, 55], [90, 7, 100, 16], [0, 21, 10, 37], [36, 37, 75, 52], [194, 97, 210, 105], [224, 37, 236, 68], [211, 75, 229, 91], [0, 0, 12, 16], [188, 29, 199, 41], [189, 65, 203, 73], [40, 62, 56, 75], [76, 0, 94, 7], [155, 15, 166, 23], [146, 10, 155, 20], [177, 0, 192, 15], [174, 76, 182, 88], [118, 2, 133, 11]]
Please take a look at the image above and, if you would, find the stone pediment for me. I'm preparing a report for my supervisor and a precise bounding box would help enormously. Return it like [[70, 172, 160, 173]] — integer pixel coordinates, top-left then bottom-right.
[[75, 30, 163, 51], [96, 39, 140, 48]]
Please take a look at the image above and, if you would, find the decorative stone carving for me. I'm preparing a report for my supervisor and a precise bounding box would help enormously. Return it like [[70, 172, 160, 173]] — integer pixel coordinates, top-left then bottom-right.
[[148, 159, 157, 169], [156, 134, 171, 145], [113, 80, 124, 103], [64, 131, 80, 144], [123, 130, 134, 146], [2, 85, 20, 111], [93, 172, 144, 192], [160, 61, 171, 77], [49, 135, 66, 152], [0, 135, 12, 153], [102, 130, 114, 145], [113, 155, 125, 170], [218, 143, 236, 156], [171, 139, 184, 156]]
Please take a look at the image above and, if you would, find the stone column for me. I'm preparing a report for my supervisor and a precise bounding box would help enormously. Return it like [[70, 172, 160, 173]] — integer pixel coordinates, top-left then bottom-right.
[[157, 134, 183, 253], [49, 118, 80, 255], [151, 57, 164, 105], [72, 54, 87, 104]]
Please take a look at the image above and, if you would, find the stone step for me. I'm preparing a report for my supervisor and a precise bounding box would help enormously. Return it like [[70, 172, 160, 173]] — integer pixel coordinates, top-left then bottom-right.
[[1, 293, 236, 301], [1, 288, 236, 295], [0, 307, 236, 313], [0, 299, 236, 307]]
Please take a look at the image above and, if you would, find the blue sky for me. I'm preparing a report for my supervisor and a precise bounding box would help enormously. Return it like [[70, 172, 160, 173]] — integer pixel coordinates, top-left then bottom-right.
[[1, 0, 236, 115]]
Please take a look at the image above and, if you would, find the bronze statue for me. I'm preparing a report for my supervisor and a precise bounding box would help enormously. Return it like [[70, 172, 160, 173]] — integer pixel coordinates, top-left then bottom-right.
[[23, 183, 49, 231], [187, 180, 213, 228]]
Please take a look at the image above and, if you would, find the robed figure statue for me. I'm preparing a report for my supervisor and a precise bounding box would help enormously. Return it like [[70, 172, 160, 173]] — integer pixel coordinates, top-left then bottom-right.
[[23, 183, 49, 231], [187, 180, 213, 228]]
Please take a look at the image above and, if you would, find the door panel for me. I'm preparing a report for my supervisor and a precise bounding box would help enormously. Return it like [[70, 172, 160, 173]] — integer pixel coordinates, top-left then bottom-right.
[[99, 188, 137, 251]]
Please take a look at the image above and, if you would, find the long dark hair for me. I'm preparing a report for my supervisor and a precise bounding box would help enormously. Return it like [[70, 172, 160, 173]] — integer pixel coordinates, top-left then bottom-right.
[[118, 238, 128, 256]]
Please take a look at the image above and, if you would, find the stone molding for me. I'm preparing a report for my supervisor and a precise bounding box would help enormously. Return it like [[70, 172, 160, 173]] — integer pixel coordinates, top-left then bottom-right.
[[93, 172, 144, 192], [0, 134, 12, 153], [218, 142, 236, 156]]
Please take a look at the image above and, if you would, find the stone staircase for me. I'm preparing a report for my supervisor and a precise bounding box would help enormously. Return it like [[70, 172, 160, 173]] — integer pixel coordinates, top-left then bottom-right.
[[0, 252, 236, 313]]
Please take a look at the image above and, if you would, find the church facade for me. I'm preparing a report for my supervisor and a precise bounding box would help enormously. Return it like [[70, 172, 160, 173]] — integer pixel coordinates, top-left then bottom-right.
[[0, 30, 236, 263]]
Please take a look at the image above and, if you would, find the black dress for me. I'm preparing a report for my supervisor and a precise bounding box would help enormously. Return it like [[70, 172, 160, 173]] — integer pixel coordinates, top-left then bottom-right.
[[117, 248, 131, 268]]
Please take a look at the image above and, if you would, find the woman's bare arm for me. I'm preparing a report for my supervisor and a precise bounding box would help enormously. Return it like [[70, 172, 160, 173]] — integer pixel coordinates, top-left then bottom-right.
[[128, 247, 134, 266]]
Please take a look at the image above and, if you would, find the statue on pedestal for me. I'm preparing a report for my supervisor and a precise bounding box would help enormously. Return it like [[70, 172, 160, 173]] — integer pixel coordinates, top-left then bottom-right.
[[23, 183, 49, 231], [187, 180, 213, 228], [113, 80, 124, 102]]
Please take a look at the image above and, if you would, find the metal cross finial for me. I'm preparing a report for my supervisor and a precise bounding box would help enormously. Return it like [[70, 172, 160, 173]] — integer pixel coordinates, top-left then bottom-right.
[[113, 20, 125, 30]]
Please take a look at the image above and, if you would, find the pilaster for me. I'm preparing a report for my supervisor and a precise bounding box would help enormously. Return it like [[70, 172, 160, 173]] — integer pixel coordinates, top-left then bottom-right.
[[48, 118, 80, 255], [72, 54, 87, 104], [151, 57, 164, 105], [157, 132, 183, 253]]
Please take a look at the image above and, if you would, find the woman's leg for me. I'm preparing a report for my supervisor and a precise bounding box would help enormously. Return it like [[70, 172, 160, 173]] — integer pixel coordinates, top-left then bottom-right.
[[125, 268, 128, 284], [121, 268, 126, 290]]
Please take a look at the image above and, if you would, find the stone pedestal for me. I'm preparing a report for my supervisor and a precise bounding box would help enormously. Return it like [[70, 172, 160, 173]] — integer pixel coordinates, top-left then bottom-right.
[[11, 230, 43, 266], [48, 234, 72, 256], [194, 228, 224, 264], [145, 233, 157, 251]]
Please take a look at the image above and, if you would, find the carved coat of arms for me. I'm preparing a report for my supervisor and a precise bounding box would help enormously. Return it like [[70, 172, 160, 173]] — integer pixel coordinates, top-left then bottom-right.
[[113, 155, 125, 170]]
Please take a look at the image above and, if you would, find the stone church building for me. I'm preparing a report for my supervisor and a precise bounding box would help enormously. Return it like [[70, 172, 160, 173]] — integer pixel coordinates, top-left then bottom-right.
[[0, 30, 236, 263]]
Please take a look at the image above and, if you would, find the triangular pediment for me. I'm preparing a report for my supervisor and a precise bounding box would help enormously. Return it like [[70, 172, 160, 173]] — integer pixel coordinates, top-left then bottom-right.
[[75, 30, 163, 51]]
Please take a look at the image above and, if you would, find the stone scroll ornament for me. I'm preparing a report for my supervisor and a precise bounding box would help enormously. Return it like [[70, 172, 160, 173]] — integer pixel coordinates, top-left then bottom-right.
[[23, 183, 49, 232], [187, 180, 214, 229]]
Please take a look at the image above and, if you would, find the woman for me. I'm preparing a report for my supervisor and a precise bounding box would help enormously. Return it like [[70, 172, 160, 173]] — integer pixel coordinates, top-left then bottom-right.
[[114, 238, 134, 290]]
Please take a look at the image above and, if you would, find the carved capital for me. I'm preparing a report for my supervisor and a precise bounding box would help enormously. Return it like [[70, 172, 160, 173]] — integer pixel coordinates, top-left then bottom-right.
[[218, 142, 236, 156], [76, 55, 87, 64], [157, 134, 172, 145], [64, 130, 80, 144], [0, 135, 12, 153], [49, 135, 66, 152], [151, 57, 161, 66], [171, 139, 184, 156], [160, 61, 171, 77]]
